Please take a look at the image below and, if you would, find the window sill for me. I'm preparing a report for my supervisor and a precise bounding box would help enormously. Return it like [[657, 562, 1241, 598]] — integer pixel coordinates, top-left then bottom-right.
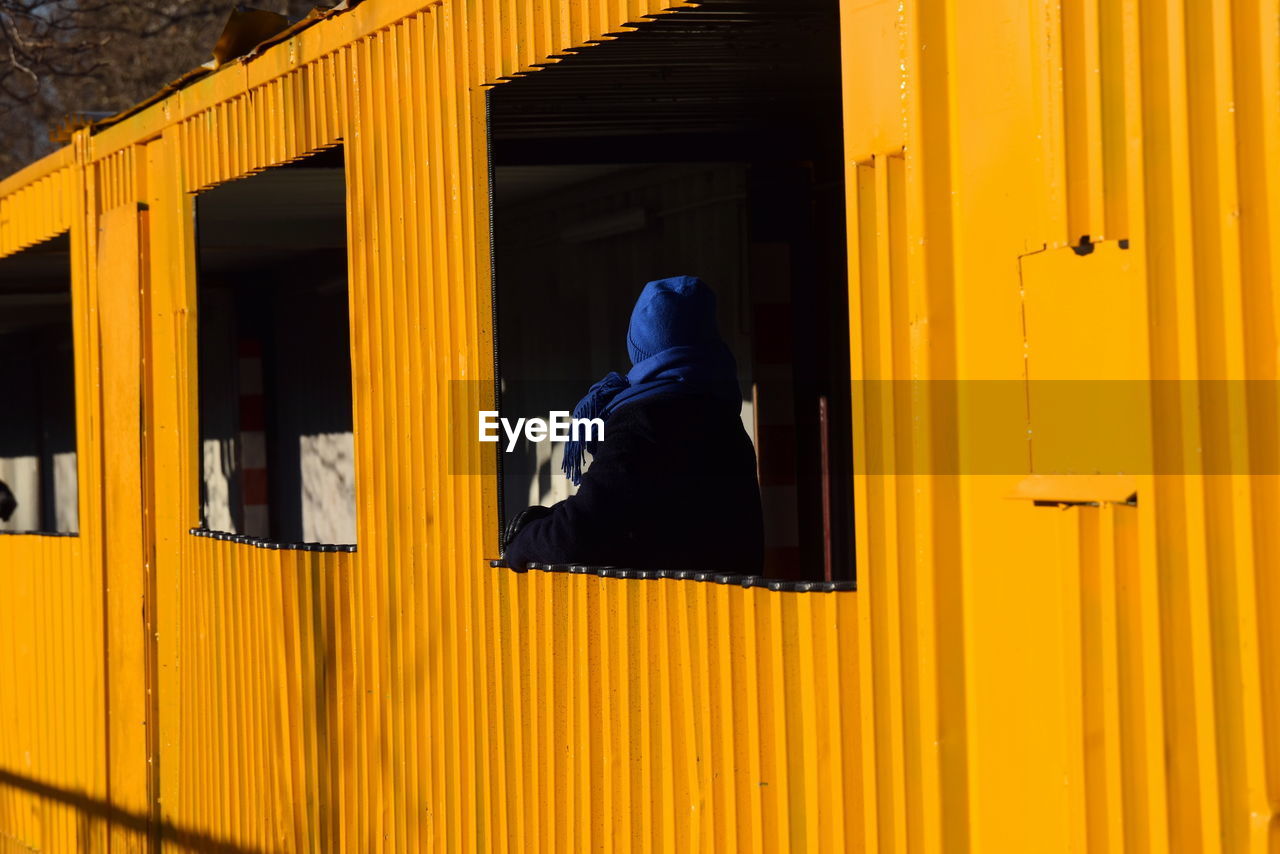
[[0, 530, 78, 538], [488, 560, 855, 593], [189, 527, 356, 553]]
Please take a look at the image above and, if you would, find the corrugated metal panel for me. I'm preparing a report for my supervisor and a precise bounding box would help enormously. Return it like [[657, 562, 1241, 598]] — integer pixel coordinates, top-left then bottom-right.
[[1056, 504, 1167, 853], [142, 1, 862, 849], [844, 0, 1279, 851], [478, 569, 859, 852], [0, 167, 75, 258], [169, 539, 352, 849], [0, 537, 108, 852], [0, 144, 109, 852]]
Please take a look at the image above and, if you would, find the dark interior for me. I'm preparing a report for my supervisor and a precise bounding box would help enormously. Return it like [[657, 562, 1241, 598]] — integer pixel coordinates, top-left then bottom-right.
[[489, 0, 853, 581], [0, 232, 78, 534], [195, 146, 356, 545]]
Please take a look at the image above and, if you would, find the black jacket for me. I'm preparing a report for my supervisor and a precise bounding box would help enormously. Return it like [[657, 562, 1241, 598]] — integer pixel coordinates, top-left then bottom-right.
[[504, 392, 764, 574]]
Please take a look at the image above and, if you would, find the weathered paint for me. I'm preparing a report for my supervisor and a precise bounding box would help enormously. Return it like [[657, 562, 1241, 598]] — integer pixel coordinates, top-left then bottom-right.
[[0, 0, 1275, 851]]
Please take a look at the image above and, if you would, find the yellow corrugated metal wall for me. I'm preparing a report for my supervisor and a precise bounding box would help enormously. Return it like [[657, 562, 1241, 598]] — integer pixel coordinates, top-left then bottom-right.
[[137, 2, 859, 848], [844, 0, 1278, 851], [0, 0, 1275, 851], [0, 146, 111, 852]]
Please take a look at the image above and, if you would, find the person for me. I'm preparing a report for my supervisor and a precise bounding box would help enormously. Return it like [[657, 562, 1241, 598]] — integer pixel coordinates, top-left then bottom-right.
[[503, 275, 764, 574]]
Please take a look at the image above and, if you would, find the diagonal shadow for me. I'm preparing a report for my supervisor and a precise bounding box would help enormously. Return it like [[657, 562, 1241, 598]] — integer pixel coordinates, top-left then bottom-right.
[[0, 767, 275, 854]]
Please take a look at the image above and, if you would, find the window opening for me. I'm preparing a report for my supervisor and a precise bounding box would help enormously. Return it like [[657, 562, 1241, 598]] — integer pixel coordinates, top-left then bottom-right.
[[195, 146, 356, 546], [0, 232, 78, 535], [489, 0, 852, 581]]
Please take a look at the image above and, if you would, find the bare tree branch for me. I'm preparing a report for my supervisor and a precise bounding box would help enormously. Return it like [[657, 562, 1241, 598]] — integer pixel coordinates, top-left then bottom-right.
[[0, 0, 318, 176]]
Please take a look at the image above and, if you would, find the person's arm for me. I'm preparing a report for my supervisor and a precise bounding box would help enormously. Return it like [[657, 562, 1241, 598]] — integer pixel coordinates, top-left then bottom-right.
[[503, 413, 647, 569]]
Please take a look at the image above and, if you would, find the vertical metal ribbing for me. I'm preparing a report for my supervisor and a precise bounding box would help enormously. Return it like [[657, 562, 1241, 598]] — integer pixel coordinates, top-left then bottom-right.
[[549, 573, 571, 850], [1234, 0, 1280, 829], [446, 6, 485, 844], [397, 19, 423, 848], [425, 11, 458, 850], [505, 571, 530, 850], [482, 562, 510, 852], [1061, 0, 1105, 245], [708, 582, 738, 850], [395, 16, 427, 851], [1186, 0, 1272, 848], [273, 549, 299, 848], [1111, 502, 1165, 853], [365, 38, 393, 850], [791, 593, 823, 849], [1140, 2, 1223, 851], [0, 147, 105, 847], [0, 168, 72, 254]]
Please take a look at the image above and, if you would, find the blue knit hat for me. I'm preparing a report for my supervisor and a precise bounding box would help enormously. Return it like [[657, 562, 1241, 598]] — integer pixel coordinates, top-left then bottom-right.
[[561, 275, 738, 486], [626, 276, 720, 365]]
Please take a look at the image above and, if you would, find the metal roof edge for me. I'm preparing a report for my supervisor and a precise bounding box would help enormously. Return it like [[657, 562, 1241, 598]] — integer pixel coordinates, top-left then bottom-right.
[[84, 0, 444, 164], [85, 2, 363, 138]]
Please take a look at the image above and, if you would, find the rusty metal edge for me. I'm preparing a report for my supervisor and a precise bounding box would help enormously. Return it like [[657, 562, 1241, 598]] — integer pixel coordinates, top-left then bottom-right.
[[73, 1, 361, 138]]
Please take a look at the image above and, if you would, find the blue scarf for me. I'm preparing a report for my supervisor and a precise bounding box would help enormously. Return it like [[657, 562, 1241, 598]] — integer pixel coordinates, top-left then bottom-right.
[[562, 276, 741, 485]]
